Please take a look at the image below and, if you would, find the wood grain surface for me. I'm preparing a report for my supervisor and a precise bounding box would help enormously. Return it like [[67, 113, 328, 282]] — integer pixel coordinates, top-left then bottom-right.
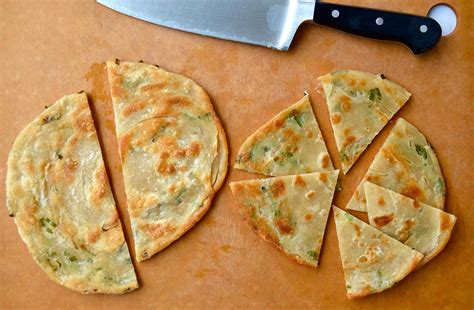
[[1, 0, 473, 308]]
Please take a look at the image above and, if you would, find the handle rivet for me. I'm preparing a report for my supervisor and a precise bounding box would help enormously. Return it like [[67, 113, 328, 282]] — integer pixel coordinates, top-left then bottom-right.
[[420, 25, 428, 33], [331, 10, 340, 18], [375, 17, 384, 25]]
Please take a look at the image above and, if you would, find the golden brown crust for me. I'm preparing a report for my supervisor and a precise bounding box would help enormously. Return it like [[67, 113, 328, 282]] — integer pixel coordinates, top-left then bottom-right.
[[229, 171, 339, 269], [6, 93, 138, 294], [106, 60, 228, 261]]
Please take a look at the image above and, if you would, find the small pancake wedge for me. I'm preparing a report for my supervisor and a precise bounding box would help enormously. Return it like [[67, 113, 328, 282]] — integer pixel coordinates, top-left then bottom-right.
[[347, 118, 445, 212], [6, 93, 138, 294], [106, 60, 228, 261], [234, 95, 333, 176], [365, 182, 456, 267], [333, 206, 423, 299], [229, 171, 338, 268], [318, 70, 411, 174]]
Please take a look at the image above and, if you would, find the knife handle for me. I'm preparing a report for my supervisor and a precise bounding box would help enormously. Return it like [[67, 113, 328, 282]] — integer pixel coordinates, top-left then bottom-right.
[[313, 1, 442, 54]]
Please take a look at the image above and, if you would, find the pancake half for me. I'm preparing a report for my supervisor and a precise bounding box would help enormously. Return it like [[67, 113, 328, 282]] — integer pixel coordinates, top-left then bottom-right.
[[318, 70, 410, 174], [333, 206, 423, 299], [347, 118, 445, 212], [234, 95, 333, 176], [365, 182, 456, 267], [106, 60, 228, 261], [6, 93, 138, 294], [229, 171, 338, 268]]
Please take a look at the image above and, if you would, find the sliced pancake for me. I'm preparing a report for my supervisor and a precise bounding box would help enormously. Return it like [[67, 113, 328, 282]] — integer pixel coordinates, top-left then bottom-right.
[[6, 93, 138, 294], [106, 60, 228, 261], [365, 182, 456, 267], [234, 95, 333, 176], [347, 118, 445, 212], [229, 171, 338, 268], [333, 206, 423, 299], [318, 70, 411, 174]]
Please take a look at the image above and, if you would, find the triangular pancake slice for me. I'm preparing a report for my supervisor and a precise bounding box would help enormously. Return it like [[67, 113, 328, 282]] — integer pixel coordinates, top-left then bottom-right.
[[333, 206, 423, 299], [229, 171, 339, 268], [365, 182, 456, 267], [107, 60, 228, 261], [234, 95, 333, 176], [318, 70, 411, 174], [6, 93, 138, 294], [347, 118, 445, 212]]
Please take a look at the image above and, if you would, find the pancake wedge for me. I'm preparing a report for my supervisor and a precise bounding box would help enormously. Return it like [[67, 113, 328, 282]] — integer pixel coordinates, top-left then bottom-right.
[[318, 70, 411, 174], [333, 206, 423, 299], [229, 171, 338, 268], [106, 60, 228, 261], [365, 182, 456, 267], [234, 95, 333, 176], [347, 118, 445, 212], [6, 93, 138, 294]]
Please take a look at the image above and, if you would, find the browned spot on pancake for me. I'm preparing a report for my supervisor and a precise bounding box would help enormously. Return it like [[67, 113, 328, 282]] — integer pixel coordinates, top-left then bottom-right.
[[75, 113, 94, 132], [350, 222, 361, 237], [139, 81, 167, 92], [92, 167, 108, 203], [164, 95, 191, 107], [274, 118, 285, 128], [64, 158, 79, 180], [440, 213, 452, 231], [354, 190, 360, 201], [270, 180, 285, 198], [319, 172, 328, 183], [343, 135, 356, 148], [395, 170, 405, 180], [377, 196, 385, 206], [305, 190, 316, 200], [341, 95, 352, 112], [320, 153, 331, 169], [188, 142, 201, 157], [402, 183, 425, 201], [275, 218, 294, 235], [366, 175, 380, 183], [304, 214, 314, 221], [140, 223, 176, 239], [283, 128, 296, 139], [293, 175, 306, 187], [156, 151, 176, 175], [398, 219, 416, 242], [373, 213, 394, 227], [119, 133, 132, 159], [87, 229, 100, 243], [343, 128, 351, 137], [357, 255, 368, 263], [413, 200, 422, 209], [175, 148, 186, 158], [382, 148, 397, 165], [331, 113, 342, 124], [168, 184, 177, 194], [395, 129, 404, 138], [359, 80, 367, 87], [362, 198, 366, 203], [194, 268, 211, 279], [121, 101, 145, 117], [348, 79, 356, 86]]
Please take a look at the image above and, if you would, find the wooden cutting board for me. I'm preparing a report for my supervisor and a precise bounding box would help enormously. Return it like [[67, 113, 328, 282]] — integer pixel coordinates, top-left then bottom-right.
[[1, 0, 473, 308]]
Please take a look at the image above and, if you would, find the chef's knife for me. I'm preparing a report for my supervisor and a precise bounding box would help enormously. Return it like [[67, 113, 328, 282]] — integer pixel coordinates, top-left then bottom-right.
[[97, 0, 442, 54]]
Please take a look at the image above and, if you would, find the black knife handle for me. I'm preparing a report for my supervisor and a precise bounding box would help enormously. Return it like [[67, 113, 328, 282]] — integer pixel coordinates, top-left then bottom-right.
[[313, 1, 442, 54]]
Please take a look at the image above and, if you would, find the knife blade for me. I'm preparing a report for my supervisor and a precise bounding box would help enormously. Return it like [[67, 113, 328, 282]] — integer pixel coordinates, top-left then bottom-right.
[[97, 0, 442, 54]]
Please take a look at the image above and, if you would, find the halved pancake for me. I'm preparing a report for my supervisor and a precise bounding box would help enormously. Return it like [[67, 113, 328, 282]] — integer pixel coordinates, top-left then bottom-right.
[[365, 182, 456, 267], [229, 171, 338, 268], [333, 206, 423, 299], [6, 93, 138, 294], [347, 118, 445, 212], [318, 70, 411, 174], [106, 60, 228, 261], [234, 95, 333, 176]]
